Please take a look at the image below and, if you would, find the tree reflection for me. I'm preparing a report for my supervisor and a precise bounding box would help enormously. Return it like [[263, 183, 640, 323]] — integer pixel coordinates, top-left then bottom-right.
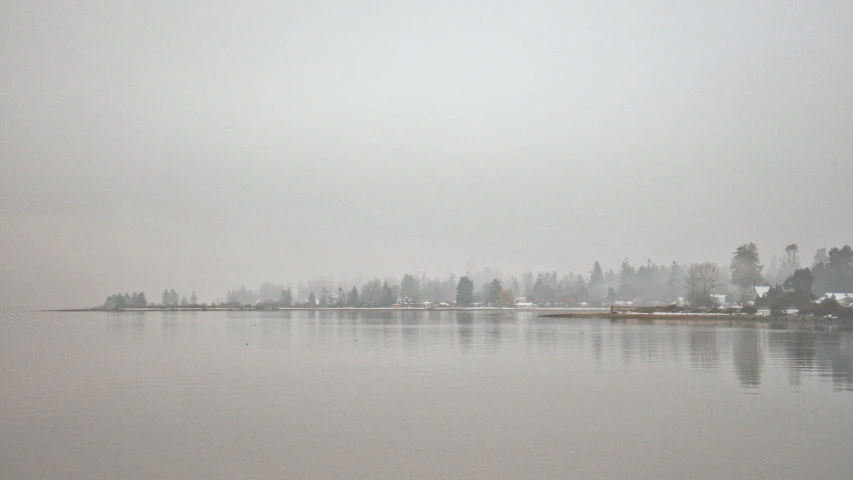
[[456, 312, 473, 354], [769, 330, 816, 387], [732, 328, 762, 388], [689, 329, 719, 372], [822, 334, 853, 392]]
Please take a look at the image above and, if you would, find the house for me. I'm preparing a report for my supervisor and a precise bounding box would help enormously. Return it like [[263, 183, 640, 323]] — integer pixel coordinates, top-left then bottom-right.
[[515, 302, 534, 309], [823, 293, 853, 305], [711, 294, 727, 306], [753, 286, 771, 298]]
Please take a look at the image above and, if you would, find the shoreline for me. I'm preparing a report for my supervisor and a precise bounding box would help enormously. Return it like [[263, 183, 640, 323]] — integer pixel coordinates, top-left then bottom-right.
[[43, 306, 846, 321], [541, 312, 773, 320], [48, 306, 602, 313]]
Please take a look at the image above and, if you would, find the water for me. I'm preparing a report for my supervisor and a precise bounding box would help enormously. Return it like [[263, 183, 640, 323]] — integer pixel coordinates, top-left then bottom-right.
[[1, 309, 851, 479]]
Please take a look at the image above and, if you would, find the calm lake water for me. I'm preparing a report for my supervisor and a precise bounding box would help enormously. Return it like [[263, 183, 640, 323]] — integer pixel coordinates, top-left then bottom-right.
[[1, 309, 851, 479]]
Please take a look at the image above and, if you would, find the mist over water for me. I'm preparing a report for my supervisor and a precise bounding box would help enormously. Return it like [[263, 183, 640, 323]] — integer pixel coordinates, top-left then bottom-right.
[[2, 1, 853, 477], [1, 309, 851, 479], [2, 1, 853, 308]]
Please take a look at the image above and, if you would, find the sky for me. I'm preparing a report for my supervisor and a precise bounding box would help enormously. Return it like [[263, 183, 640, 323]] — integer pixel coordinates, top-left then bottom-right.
[[2, 0, 852, 308]]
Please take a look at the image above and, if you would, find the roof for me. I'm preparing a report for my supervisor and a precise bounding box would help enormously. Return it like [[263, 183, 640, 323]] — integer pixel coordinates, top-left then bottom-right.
[[824, 293, 853, 300], [753, 286, 771, 297]]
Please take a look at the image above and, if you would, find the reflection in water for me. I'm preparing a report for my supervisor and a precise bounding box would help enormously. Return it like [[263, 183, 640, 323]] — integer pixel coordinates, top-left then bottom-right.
[[824, 335, 853, 391], [102, 310, 852, 393], [456, 312, 473, 354], [689, 330, 720, 372], [733, 329, 763, 388], [484, 317, 502, 351], [105, 311, 146, 341], [765, 327, 853, 392], [254, 311, 851, 392], [769, 330, 816, 387], [590, 324, 604, 364], [3, 310, 852, 480]]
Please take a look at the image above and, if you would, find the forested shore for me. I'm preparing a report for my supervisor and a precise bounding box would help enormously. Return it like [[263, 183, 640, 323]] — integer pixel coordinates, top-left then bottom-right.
[[88, 242, 853, 319]]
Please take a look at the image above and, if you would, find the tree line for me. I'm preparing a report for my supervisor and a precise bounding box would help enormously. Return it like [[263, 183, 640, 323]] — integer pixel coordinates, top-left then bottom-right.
[[232, 243, 850, 309], [101, 242, 852, 311]]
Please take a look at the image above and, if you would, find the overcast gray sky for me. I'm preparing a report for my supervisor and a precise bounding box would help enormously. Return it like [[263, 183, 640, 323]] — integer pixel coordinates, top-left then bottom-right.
[[2, 0, 852, 307]]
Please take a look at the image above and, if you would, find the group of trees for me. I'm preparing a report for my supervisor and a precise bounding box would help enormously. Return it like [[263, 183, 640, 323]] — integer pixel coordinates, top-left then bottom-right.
[[737, 243, 853, 314], [212, 259, 711, 309], [103, 292, 147, 309], [102, 289, 202, 309], [215, 261, 693, 309], [105, 242, 849, 311], [102, 289, 199, 309], [684, 262, 721, 307], [225, 286, 258, 305], [812, 245, 853, 295], [161, 289, 198, 307]]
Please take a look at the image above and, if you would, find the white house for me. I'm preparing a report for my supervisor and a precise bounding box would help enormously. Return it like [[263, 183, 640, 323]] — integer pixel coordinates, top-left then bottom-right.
[[753, 286, 771, 298], [823, 293, 853, 304]]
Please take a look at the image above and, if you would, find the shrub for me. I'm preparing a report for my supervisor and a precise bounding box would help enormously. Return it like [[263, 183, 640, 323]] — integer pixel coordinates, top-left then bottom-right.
[[815, 297, 840, 317], [741, 305, 758, 315], [770, 295, 792, 316], [800, 297, 853, 319]]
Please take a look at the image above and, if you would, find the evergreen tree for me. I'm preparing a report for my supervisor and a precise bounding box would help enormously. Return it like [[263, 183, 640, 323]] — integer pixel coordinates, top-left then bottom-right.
[[784, 268, 814, 294], [307, 291, 316, 306], [510, 278, 521, 297], [400, 274, 420, 303], [347, 286, 359, 307], [783, 268, 815, 308], [486, 279, 502, 306], [380, 282, 394, 307], [528, 278, 554, 305], [821, 245, 853, 293], [730, 243, 764, 291], [590, 261, 604, 287], [812, 247, 827, 268], [279, 288, 293, 307], [618, 259, 636, 300], [667, 261, 684, 302], [456, 276, 474, 306]]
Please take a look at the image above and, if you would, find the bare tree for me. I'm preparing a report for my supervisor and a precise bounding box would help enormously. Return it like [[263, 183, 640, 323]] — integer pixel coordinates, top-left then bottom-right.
[[785, 244, 800, 270], [686, 262, 720, 307], [699, 262, 720, 306], [685, 264, 702, 306], [497, 289, 515, 307]]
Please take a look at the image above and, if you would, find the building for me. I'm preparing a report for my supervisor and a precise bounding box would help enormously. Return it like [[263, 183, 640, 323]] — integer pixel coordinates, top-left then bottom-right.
[[823, 293, 853, 305], [752, 286, 771, 298]]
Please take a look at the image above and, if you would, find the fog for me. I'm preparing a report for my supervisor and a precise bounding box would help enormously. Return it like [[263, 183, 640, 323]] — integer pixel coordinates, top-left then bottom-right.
[[2, 1, 852, 308]]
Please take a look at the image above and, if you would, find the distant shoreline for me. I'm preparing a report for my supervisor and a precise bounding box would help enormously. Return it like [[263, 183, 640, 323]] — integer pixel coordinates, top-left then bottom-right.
[[542, 312, 772, 320], [48, 306, 600, 313], [44, 306, 853, 326]]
